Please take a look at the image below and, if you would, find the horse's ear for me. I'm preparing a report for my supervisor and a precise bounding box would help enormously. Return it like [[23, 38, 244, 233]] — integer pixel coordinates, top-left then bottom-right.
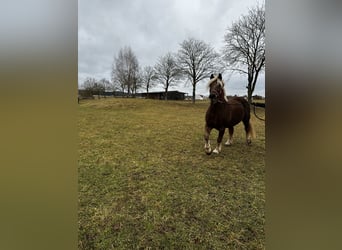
[[210, 74, 214, 79], [218, 73, 222, 80]]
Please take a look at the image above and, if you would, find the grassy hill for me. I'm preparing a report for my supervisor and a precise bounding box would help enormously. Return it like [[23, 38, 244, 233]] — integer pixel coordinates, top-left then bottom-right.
[[78, 98, 265, 249]]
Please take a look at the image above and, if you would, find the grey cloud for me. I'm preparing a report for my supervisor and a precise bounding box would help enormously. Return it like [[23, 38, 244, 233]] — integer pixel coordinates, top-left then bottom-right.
[[79, 0, 264, 96]]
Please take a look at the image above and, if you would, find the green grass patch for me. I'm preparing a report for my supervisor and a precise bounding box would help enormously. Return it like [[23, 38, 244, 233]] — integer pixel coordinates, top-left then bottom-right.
[[79, 98, 265, 249]]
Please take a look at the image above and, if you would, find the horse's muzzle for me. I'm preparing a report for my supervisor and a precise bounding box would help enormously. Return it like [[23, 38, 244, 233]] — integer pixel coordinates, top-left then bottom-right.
[[209, 93, 217, 99], [209, 93, 218, 104]]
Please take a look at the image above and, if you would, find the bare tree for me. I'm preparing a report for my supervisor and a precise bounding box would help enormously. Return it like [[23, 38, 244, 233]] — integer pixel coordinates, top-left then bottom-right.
[[222, 4, 265, 104], [177, 38, 220, 103], [83, 77, 105, 99], [141, 66, 157, 98], [82, 77, 96, 97], [98, 78, 112, 97], [154, 53, 181, 100], [129, 69, 142, 97], [111, 57, 126, 93], [111, 46, 140, 96]]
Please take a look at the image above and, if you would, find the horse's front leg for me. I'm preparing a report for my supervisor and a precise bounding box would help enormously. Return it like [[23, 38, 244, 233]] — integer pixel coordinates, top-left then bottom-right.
[[213, 128, 225, 154], [204, 125, 213, 155]]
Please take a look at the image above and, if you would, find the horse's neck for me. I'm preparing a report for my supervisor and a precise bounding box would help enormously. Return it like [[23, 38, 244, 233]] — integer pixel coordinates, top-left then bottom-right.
[[210, 99, 227, 106], [210, 102, 225, 109]]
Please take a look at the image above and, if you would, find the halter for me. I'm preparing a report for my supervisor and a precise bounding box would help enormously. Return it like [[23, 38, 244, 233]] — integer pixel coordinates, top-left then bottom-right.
[[210, 88, 225, 103], [209, 77, 227, 103]]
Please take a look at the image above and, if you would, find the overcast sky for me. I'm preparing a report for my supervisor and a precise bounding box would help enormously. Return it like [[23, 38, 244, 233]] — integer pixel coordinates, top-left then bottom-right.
[[78, 0, 265, 97]]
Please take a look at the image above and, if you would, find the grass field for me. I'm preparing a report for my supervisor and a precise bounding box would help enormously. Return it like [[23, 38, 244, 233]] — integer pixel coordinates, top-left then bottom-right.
[[78, 98, 265, 249]]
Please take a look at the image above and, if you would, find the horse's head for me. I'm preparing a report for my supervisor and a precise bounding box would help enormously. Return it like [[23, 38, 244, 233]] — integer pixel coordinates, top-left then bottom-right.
[[208, 73, 228, 103]]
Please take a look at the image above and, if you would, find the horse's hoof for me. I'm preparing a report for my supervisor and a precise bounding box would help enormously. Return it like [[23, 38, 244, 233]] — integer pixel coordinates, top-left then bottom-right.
[[225, 142, 232, 146], [206, 151, 212, 155], [213, 149, 219, 154], [246, 140, 252, 145]]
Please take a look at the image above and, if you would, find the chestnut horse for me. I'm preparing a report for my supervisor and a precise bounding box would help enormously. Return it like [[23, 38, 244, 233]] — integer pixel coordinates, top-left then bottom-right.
[[204, 74, 255, 155]]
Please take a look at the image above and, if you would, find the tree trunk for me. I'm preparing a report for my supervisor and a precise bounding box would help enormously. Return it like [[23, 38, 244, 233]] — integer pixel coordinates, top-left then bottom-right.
[[127, 83, 131, 96], [164, 80, 168, 100], [247, 83, 253, 104], [192, 83, 196, 104], [165, 88, 168, 100]]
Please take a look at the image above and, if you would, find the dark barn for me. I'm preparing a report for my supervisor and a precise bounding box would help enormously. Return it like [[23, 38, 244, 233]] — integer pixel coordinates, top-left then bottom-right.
[[140, 91, 186, 100]]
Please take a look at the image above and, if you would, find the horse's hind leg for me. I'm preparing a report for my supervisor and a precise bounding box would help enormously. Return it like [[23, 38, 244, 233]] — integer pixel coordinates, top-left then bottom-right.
[[213, 128, 225, 154], [204, 125, 213, 155], [225, 127, 234, 146], [244, 120, 254, 145]]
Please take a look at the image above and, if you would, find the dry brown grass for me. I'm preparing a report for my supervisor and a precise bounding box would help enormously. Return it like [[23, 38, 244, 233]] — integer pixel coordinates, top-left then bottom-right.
[[78, 98, 265, 249]]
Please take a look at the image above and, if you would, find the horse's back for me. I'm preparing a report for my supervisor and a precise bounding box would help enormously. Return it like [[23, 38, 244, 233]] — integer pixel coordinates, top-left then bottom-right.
[[229, 97, 251, 122], [224, 98, 245, 125], [228, 97, 250, 114], [228, 96, 248, 105]]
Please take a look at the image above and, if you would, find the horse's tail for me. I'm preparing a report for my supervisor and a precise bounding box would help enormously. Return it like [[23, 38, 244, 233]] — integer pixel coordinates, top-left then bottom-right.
[[249, 120, 256, 139], [235, 97, 256, 138]]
